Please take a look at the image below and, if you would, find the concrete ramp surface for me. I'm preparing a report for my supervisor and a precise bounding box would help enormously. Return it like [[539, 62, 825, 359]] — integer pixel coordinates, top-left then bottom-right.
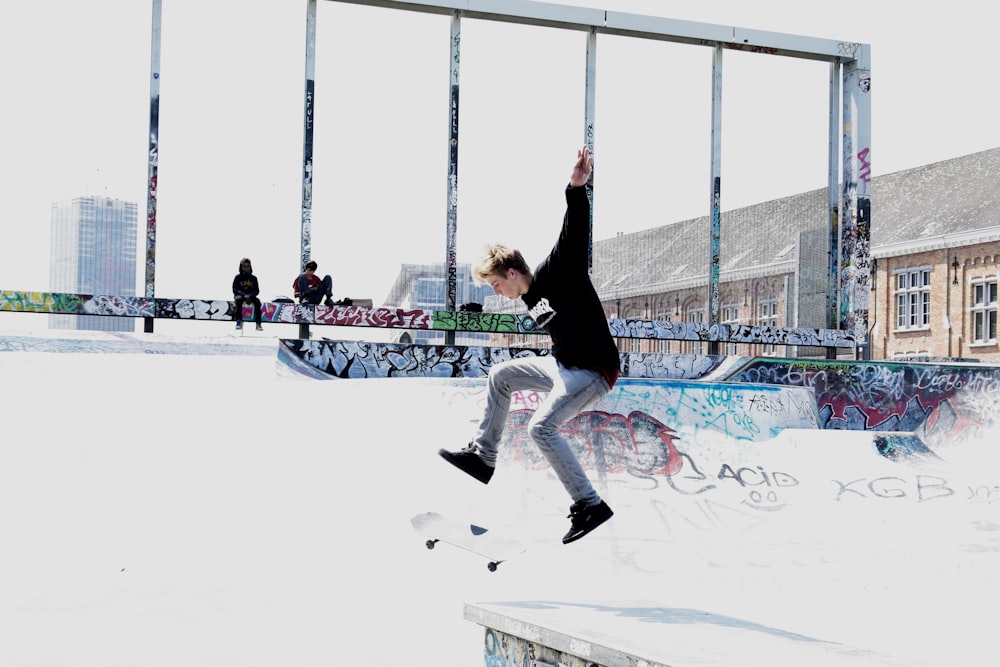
[[0, 332, 997, 666]]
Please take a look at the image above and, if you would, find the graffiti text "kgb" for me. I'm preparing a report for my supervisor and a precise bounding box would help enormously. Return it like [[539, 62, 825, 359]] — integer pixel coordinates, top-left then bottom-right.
[[834, 475, 953, 502]]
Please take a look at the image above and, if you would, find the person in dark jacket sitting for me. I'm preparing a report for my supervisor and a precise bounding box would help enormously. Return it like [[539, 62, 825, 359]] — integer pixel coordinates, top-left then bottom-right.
[[232, 257, 263, 331]]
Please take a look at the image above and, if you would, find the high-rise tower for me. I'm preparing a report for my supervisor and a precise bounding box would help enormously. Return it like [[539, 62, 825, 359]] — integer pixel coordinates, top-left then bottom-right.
[[49, 196, 138, 331]]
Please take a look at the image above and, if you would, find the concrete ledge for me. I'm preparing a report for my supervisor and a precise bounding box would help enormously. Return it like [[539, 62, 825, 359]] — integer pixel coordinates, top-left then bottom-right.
[[0, 290, 855, 347], [466, 601, 655, 667], [464, 600, 913, 667]]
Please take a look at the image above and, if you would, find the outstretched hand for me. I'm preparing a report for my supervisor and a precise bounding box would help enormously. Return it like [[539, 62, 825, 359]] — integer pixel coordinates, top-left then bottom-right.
[[569, 145, 592, 187]]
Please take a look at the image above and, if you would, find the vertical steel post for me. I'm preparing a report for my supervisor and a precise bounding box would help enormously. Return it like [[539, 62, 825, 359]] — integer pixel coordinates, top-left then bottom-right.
[[707, 46, 723, 355], [825, 61, 841, 358], [583, 29, 596, 273], [841, 44, 872, 359], [300, 0, 317, 340], [444, 12, 461, 346], [143, 0, 162, 334]]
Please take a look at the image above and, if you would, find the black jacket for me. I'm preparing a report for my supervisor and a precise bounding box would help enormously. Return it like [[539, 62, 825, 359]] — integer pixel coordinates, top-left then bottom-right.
[[233, 260, 260, 299], [521, 184, 620, 386]]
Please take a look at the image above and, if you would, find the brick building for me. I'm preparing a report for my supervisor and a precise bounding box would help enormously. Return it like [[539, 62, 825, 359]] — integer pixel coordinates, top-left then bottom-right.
[[483, 147, 1000, 361], [871, 148, 1000, 360]]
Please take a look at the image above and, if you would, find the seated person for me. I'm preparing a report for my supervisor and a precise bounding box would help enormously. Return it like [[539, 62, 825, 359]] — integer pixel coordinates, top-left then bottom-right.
[[232, 257, 263, 331], [294, 260, 334, 306]]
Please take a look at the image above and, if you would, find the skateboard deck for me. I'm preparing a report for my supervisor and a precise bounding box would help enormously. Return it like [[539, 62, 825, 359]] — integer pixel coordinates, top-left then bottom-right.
[[411, 511, 527, 571]]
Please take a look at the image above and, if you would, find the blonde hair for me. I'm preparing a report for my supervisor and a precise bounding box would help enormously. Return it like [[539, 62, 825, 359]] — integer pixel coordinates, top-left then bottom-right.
[[473, 243, 530, 282]]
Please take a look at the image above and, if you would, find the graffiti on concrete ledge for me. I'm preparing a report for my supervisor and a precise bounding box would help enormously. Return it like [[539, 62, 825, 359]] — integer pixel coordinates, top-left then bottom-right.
[[277, 339, 1000, 450], [280, 338, 551, 379], [0, 290, 855, 347]]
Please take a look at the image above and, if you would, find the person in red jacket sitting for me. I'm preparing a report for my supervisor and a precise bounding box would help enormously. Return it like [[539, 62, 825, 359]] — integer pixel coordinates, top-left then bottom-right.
[[293, 260, 334, 306]]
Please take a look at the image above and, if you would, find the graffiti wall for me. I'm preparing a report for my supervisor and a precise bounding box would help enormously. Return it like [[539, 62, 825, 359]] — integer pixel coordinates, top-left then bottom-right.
[[0, 290, 544, 332], [279, 339, 1000, 451], [431, 379, 997, 550], [500, 378, 820, 452], [0, 292, 154, 317], [278, 339, 555, 379], [0, 290, 853, 347], [608, 317, 855, 348], [441, 379, 995, 518], [479, 627, 593, 667], [277, 339, 751, 381], [725, 358, 1000, 450]]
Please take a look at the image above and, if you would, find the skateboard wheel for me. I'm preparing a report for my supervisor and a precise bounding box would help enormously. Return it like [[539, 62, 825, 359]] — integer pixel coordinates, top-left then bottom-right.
[[426, 539, 438, 550], [488, 561, 498, 572]]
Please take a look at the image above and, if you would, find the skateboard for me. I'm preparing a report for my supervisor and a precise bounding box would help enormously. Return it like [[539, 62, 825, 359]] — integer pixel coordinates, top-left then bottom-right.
[[411, 511, 527, 572]]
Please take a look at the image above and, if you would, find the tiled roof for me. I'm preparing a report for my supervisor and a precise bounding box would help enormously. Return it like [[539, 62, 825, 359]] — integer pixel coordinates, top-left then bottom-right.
[[593, 146, 1000, 297], [869, 147, 1000, 254]]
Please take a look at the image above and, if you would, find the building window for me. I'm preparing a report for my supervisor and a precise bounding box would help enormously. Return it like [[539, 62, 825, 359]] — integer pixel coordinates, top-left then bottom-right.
[[971, 278, 998, 344], [757, 299, 778, 355], [686, 309, 704, 355], [894, 268, 931, 330], [413, 276, 445, 309], [892, 350, 931, 361], [722, 303, 739, 355], [655, 311, 671, 354]]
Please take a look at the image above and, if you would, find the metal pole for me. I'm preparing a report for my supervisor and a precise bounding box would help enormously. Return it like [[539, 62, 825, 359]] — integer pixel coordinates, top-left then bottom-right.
[[300, 0, 317, 340], [706, 45, 723, 355], [841, 45, 872, 359], [443, 12, 461, 346], [583, 28, 596, 272], [143, 0, 162, 334], [825, 61, 841, 359]]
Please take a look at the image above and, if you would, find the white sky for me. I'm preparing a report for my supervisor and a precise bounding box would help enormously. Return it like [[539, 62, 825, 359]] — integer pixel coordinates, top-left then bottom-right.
[[2, 0, 998, 335]]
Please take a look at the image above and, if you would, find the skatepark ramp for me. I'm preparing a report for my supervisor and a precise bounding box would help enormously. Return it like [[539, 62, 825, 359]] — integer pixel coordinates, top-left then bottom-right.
[[418, 374, 997, 667], [1, 332, 996, 667], [278, 337, 1000, 452], [452, 423, 995, 667]]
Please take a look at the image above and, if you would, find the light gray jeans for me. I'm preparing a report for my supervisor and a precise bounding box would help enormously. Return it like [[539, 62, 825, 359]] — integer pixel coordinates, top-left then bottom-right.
[[473, 355, 610, 507]]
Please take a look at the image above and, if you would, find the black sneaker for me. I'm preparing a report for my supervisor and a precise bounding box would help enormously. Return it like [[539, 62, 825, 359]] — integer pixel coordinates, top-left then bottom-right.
[[562, 500, 614, 544], [438, 444, 494, 484]]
